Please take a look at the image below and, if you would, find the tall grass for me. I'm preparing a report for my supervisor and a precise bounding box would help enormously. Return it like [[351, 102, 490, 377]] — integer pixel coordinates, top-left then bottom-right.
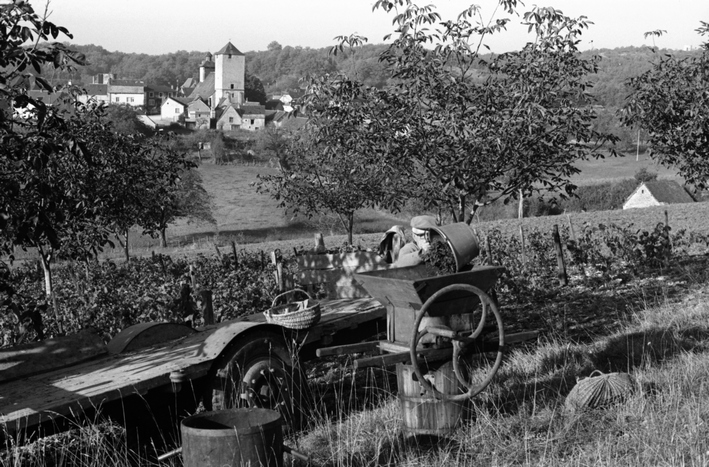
[[283, 283, 709, 467], [4, 285, 709, 466]]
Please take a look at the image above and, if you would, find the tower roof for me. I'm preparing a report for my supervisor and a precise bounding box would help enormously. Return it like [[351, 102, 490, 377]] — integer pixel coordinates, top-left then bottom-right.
[[215, 42, 244, 56]]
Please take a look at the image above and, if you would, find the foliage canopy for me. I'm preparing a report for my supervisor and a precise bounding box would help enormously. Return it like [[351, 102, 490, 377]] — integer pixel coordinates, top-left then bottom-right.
[[621, 23, 709, 191]]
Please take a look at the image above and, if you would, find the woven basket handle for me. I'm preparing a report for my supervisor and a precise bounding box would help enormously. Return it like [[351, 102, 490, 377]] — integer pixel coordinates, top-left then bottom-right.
[[271, 289, 312, 308]]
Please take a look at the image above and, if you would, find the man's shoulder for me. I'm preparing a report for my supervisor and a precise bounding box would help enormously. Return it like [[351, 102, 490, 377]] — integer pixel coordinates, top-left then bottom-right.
[[398, 243, 419, 256]]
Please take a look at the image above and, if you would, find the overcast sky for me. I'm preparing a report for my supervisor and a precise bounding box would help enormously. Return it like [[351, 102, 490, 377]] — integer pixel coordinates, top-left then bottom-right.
[[30, 0, 709, 55]]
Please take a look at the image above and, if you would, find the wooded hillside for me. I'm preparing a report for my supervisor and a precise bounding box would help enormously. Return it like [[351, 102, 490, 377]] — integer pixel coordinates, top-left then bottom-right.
[[57, 42, 701, 106]]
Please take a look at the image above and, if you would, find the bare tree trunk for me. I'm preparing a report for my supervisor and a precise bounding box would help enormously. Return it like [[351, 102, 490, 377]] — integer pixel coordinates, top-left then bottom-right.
[[116, 229, 131, 262], [457, 194, 466, 224], [39, 250, 63, 334], [347, 213, 354, 246], [123, 229, 130, 261], [160, 228, 168, 248]]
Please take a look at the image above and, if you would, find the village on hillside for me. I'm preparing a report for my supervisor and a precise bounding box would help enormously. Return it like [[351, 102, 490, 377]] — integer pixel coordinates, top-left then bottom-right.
[[28, 41, 304, 132]]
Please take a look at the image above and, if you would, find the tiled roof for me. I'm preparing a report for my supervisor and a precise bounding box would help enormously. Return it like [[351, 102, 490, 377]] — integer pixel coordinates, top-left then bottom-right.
[[147, 84, 175, 93], [188, 73, 215, 100], [169, 97, 192, 106], [109, 84, 145, 93], [643, 180, 694, 204], [181, 77, 197, 88], [215, 42, 244, 56], [110, 79, 144, 86], [239, 104, 266, 116], [215, 104, 238, 121], [189, 98, 209, 110]]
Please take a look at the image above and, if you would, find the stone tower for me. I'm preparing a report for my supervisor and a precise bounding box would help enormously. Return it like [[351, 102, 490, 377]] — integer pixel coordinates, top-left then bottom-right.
[[199, 52, 214, 83], [214, 42, 245, 106]]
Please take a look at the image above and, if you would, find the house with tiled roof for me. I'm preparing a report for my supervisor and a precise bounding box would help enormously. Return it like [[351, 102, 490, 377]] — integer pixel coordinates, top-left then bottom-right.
[[215, 104, 242, 131], [160, 96, 191, 121], [180, 77, 198, 97], [623, 180, 695, 210], [187, 98, 211, 129], [108, 79, 146, 107], [238, 104, 266, 131]]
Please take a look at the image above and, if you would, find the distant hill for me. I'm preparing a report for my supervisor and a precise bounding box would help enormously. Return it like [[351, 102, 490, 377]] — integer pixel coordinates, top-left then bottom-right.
[[54, 42, 701, 106]]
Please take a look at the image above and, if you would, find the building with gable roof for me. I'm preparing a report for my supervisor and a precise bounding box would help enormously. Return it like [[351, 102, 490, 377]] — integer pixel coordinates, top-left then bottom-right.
[[186, 41, 272, 131], [188, 98, 211, 129], [161, 96, 191, 121], [108, 79, 146, 107], [622, 180, 695, 210]]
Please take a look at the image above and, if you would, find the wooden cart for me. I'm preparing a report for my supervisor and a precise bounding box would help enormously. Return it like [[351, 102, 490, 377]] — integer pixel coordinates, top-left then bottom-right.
[[319, 264, 537, 401]]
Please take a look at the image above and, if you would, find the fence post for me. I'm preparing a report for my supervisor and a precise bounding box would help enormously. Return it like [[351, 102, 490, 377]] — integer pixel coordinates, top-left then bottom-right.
[[271, 250, 285, 292], [231, 241, 238, 270], [552, 224, 568, 286], [566, 214, 577, 243], [199, 289, 214, 325]]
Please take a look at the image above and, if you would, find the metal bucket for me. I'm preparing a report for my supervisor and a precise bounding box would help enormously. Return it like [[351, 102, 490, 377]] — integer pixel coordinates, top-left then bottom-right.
[[181, 408, 284, 467], [397, 361, 466, 435], [430, 223, 480, 272]]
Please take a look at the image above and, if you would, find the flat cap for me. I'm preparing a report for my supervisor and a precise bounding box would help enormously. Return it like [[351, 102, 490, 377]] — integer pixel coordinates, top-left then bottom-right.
[[410, 215, 439, 231]]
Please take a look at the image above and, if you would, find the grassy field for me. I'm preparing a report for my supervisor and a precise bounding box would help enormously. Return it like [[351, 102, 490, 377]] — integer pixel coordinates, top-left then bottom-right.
[[7, 155, 709, 466], [120, 151, 687, 258], [571, 151, 680, 184], [119, 161, 407, 258]]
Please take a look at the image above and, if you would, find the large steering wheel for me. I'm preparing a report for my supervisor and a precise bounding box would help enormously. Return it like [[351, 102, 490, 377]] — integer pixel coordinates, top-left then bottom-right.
[[408, 283, 505, 402]]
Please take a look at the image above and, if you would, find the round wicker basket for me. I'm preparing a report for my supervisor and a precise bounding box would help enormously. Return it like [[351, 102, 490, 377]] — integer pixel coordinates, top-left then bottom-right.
[[264, 289, 321, 330], [565, 370, 636, 413]]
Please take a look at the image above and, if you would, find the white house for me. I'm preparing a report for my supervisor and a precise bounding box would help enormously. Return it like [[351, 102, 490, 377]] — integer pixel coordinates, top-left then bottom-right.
[[623, 180, 694, 210], [108, 79, 146, 107], [161, 97, 190, 121]]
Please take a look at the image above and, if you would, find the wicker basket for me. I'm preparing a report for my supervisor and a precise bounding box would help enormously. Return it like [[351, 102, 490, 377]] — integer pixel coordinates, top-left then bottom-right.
[[565, 370, 636, 413], [264, 289, 321, 330]]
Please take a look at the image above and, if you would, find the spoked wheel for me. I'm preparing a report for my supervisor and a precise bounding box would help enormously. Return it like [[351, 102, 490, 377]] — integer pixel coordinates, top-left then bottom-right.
[[207, 329, 304, 428], [409, 283, 505, 402]]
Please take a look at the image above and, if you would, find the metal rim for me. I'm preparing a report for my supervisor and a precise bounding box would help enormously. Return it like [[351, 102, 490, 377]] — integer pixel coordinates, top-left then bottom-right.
[[409, 283, 505, 402]]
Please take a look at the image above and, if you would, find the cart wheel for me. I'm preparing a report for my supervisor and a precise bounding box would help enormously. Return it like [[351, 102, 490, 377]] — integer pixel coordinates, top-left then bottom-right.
[[207, 330, 303, 427], [409, 283, 505, 402]]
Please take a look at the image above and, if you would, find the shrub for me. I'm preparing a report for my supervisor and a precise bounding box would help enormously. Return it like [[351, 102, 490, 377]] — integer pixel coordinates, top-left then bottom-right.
[[635, 167, 658, 183]]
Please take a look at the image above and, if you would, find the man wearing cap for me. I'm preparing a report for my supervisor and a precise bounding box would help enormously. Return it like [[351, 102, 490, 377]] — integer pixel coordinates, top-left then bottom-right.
[[395, 215, 439, 267]]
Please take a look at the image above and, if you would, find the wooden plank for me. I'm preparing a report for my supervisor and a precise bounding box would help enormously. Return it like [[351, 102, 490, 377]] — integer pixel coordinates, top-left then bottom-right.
[[296, 252, 389, 270], [299, 274, 370, 299], [0, 329, 106, 383], [354, 347, 453, 369], [0, 297, 389, 436], [316, 341, 380, 357], [0, 330, 217, 434], [300, 298, 386, 346]]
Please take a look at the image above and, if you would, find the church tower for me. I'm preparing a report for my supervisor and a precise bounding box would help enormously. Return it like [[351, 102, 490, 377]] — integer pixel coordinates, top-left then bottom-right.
[[214, 42, 245, 107]]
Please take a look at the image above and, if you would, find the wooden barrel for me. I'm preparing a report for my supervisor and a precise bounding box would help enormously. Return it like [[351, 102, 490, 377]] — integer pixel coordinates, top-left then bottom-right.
[[397, 361, 467, 435], [181, 408, 283, 467]]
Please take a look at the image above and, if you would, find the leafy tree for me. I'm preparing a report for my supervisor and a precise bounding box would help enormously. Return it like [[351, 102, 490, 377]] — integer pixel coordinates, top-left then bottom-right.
[[245, 73, 267, 103], [366, 1, 618, 222], [255, 126, 289, 162], [0, 2, 202, 335], [256, 74, 405, 244], [135, 138, 210, 248], [1, 0, 86, 332], [634, 167, 658, 184], [620, 24, 709, 191], [103, 103, 151, 135]]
